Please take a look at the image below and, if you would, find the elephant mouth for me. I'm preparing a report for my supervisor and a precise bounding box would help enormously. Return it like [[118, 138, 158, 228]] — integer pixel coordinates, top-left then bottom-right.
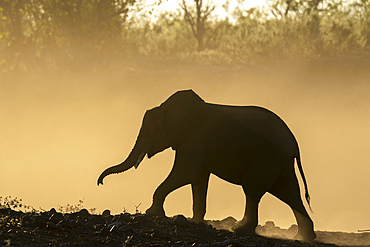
[[147, 144, 157, 159], [147, 145, 168, 159], [147, 151, 155, 159]]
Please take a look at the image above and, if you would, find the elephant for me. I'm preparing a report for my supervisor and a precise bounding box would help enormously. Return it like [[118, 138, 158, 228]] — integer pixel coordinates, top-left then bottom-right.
[[97, 89, 316, 241]]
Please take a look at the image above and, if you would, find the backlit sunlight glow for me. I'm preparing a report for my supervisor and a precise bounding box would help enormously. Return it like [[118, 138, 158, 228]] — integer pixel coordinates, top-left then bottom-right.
[[1, 0, 370, 240]]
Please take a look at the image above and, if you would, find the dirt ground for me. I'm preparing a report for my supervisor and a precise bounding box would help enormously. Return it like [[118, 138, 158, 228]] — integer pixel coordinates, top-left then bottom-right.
[[1, 207, 370, 246]]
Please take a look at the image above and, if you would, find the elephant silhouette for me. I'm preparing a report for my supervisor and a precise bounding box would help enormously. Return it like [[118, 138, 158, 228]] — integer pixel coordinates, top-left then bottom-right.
[[98, 90, 316, 241]]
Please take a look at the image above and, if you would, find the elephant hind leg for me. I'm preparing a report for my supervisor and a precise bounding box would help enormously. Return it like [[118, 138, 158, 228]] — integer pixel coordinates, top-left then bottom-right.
[[232, 187, 265, 236], [292, 208, 316, 241], [268, 171, 316, 241]]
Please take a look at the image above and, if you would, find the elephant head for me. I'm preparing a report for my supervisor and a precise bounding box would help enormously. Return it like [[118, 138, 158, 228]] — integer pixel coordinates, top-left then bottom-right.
[[97, 90, 205, 185]]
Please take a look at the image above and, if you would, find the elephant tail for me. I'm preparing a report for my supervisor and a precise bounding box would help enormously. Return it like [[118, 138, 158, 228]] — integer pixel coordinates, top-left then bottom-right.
[[296, 151, 313, 212]]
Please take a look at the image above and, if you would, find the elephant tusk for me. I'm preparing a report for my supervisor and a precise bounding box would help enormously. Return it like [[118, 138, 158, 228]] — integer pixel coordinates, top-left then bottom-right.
[[134, 153, 146, 169]]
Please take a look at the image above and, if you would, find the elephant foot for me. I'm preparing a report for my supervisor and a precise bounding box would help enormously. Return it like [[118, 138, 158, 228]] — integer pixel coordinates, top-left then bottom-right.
[[231, 222, 256, 236], [145, 206, 165, 217], [190, 217, 206, 224], [294, 230, 316, 242]]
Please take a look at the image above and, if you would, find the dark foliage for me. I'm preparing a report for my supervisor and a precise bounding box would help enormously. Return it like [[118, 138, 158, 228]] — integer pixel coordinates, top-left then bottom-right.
[[1, 0, 370, 71]]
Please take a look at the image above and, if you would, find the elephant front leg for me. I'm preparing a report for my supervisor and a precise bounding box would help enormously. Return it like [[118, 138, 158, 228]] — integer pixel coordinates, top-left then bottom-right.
[[146, 168, 190, 217], [191, 171, 210, 223]]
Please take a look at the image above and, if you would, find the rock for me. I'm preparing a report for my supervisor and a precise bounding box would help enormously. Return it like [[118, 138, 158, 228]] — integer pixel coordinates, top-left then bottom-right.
[[49, 213, 64, 224], [208, 216, 237, 230], [1, 240, 11, 246], [220, 216, 237, 227], [48, 208, 57, 216], [98, 226, 110, 237], [46, 222, 57, 230], [101, 210, 114, 223], [115, 213, 131, 223], [58, 220, 73, 229], [108, 221, 122, 230], [77, 209, 90, 218], [264, 221, 275, 229], [40, 211, 49, 217], [102, 209, 111, 217], [0, 208, 11, 215], [132, 214, 149, 224], [123, 235, 133, 246], [109, 222, 124, 235], [33, 215, 47, 227], [75, 219, 86, 229], [91, 215, 105, 225], [56, 220, 63, 228], [1, 207, 351, 246], [173, 215, 188, 227], [123, 227, 135, 236]]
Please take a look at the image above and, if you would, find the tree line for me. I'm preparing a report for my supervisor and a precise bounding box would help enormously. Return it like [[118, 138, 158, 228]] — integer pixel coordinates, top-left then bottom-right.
[[1, 0, 369, 71]]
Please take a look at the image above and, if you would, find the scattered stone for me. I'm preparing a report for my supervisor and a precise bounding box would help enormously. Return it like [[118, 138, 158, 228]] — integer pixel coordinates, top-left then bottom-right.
[[264, 221, 276, 228], [60, 220, 73, 229], [102, 209, 111, 217], [173, 215, 189, 227], [49, 213, 63, 224], [116, 213, 131, 222], [56, 220, 65, 229], [209, 216, 237, 230], [1, 240, 11, 246], [48, 208, 57, 216], [132, 214, 149, 224], [33, 215, 47, 227], [46, 222, 57, 230], [75, 219, 86, 229], [109, 224, 124, 235], [91, 215, 105, 225], [0, 208, 11, 215], [123, 235, 133, 246], [108, 221, 121, 229], [1, 207, 359, 246], [220, 216, 237, 226], [77, 209, 90, 218], [98, 226, 109, 237]]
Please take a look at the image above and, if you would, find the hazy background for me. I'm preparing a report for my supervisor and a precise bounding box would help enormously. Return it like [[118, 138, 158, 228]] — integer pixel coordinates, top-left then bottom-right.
[[1, 57, 369, 233], [1, 0, 370, 234]]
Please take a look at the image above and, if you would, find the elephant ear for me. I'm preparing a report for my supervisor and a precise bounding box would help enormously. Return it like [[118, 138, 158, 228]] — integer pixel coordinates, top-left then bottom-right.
[[161, 90, 205, 150]]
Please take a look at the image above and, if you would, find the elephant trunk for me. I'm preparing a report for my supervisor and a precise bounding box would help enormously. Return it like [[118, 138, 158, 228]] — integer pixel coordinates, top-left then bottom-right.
[[97, 145, 146, 186]]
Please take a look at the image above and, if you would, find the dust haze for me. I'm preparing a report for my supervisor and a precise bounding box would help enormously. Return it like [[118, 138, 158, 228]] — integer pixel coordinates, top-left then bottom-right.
[[1, 57, 369, 233]]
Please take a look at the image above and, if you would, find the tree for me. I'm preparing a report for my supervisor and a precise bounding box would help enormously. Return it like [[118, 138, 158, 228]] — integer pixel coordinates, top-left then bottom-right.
[[270, 0, 323, 49], [0, 0, 34, 70], [180, 0, 216, 51], [0, 0, 137, 71]]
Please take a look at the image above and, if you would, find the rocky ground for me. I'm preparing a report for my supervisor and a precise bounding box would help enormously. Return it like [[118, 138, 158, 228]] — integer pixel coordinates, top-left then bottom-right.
[[1, 208, 369, 246]]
